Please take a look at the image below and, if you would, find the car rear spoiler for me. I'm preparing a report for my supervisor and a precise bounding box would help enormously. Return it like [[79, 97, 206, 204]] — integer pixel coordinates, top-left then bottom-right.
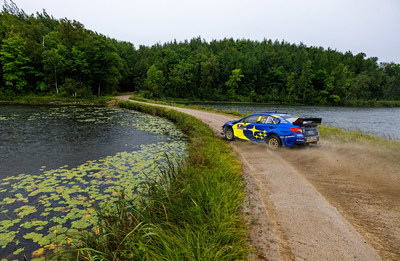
[[293, 118, 322, 126]]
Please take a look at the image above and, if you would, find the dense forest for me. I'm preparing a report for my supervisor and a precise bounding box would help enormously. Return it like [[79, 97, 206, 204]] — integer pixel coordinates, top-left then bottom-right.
[[1, 1, 400, 105]]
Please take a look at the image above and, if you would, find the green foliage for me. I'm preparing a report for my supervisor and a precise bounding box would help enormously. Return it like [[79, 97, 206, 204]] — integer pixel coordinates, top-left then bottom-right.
[[0, 32, 35, 93], [167, 59, 195, 98], [42, 48, 64, 93], [225, 69, 244, 99], [0, 1, 400, 105], [59, 78, 92, 98], [144, 64, 164, 97]]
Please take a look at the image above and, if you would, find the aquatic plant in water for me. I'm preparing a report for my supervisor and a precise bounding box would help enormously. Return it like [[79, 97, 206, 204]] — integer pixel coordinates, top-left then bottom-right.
[[0, 106, 186, 260]]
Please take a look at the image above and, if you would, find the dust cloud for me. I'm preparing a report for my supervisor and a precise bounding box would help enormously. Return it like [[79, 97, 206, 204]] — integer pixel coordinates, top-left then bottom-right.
[[276, 140, 400, 260]]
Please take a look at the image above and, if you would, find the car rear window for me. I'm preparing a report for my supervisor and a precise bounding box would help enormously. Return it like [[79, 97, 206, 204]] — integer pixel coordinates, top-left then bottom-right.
[[280, 115, 298, 123]]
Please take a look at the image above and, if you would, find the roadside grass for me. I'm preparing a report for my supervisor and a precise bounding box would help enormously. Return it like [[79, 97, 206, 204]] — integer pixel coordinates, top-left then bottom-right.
[[56, 100, 248, 260], [319, 125, 400, 161], [319, 125, 400, 147], [0, 94, 113, 105]]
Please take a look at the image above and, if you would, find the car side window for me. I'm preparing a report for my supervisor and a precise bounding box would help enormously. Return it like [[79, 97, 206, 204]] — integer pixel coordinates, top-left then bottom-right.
[[260, 116, 279, 125], [272, 117, 280, 124], [242, 115, 259, 123]]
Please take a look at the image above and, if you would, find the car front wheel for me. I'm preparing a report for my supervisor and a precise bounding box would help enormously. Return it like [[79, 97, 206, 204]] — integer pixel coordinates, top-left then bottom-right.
[[266, 135, 281, 150], [224, 127, 235, 141]]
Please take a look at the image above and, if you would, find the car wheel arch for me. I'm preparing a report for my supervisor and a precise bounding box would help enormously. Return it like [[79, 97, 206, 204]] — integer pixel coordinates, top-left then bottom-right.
[[265, 132, 281, 141], [265, 133, 282, 150], [224, 126, 235, 141]]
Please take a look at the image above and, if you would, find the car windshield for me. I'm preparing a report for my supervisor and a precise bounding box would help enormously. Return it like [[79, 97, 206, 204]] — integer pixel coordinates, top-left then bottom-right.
[[280, 114, 298, 124]]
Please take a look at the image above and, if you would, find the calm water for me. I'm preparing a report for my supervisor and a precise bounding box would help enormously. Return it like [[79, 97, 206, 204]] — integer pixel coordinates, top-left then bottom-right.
[[0, 105, 184, 178], [194, 103, 400, 140], [0, 105, 186, 259]]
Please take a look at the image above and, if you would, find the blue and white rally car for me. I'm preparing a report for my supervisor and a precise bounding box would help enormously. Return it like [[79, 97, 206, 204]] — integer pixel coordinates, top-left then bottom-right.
[[221, 112, 322, 150]]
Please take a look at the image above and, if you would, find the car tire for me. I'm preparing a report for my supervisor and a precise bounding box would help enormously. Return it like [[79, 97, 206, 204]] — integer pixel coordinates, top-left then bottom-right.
[[266, 135, 282, 150], [224, 127, 235, 141]]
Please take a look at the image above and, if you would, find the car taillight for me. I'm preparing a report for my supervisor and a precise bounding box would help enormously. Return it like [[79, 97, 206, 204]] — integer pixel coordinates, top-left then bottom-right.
[[290, 127, 302, 133]]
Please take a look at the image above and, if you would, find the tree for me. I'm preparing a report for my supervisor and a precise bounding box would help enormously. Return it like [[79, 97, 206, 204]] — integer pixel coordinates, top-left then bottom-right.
[[0, 3, 399, 104], [225, 69, 244, 99], [84, 36, 123, 96], [113, 40, 136, 92], [42, 49, 64, 94], [382, 63, 400, 100], [0, 33, 35, 94], [144, 65, 164, 97], [66, 45, 90, 78], [285, 72, 297, 102], [195, 53, 218, 99], [330, 63, 353, 103], [297, 60, 314, 103], [167, 60, 194, 98], [265, 66, 286, 100], [2, 0, 26, 18]]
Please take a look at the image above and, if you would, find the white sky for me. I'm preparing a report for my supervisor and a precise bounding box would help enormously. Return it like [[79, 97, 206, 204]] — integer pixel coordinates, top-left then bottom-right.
[[12, 0, 400, 63]]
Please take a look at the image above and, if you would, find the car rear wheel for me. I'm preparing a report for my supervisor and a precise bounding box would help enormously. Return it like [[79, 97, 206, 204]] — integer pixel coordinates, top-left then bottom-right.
[[224, 127, 235, 141], [266, 135, 281, 150]]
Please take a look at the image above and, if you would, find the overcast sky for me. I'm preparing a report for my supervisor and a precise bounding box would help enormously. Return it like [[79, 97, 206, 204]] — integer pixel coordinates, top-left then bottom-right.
[[13, 0, 400, 63]]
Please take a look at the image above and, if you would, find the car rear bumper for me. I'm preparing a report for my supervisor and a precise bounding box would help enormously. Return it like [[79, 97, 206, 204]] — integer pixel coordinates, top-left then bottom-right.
[[282, 135, 319, 147], [296, 135, 319, 144]]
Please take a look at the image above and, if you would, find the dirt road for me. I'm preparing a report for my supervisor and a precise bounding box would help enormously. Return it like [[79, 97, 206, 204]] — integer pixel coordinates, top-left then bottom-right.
[[117, 96, 399, 260]]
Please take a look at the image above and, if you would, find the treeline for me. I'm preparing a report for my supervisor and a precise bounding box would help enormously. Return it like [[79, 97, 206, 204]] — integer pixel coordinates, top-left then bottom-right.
[[1, 1, 400, 105]]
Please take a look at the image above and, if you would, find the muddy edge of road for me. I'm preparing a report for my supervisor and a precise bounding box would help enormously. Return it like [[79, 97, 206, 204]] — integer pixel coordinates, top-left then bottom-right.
[[116, 96, 399, 260]]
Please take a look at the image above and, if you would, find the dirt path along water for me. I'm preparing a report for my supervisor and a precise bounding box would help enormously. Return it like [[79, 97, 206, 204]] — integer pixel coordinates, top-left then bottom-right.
[[116, 96, 399, 260]]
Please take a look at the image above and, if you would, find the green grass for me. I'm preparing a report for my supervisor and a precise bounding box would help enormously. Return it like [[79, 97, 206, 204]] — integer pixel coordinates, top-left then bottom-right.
[[319, 125, 400, 148], [0, 94, 113, 105], [56, 100, 248, 260]]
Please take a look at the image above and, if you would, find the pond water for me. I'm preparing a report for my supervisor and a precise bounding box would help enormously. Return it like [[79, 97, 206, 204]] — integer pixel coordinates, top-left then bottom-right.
[[0, 105, 186, 259], [193, 103, 400, 141]]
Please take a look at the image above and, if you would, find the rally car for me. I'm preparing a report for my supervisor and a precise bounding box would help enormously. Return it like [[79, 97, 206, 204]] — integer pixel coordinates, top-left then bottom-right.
[[221, 112, 321, 150]]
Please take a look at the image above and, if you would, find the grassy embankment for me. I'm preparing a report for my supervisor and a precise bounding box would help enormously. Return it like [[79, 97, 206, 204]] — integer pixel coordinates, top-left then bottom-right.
[[56, 99, 248, 260]]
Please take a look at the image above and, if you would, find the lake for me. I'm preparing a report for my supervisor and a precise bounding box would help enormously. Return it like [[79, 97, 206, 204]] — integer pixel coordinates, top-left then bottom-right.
[[0, 105, 186, 259], [193, 103, 400, 140]]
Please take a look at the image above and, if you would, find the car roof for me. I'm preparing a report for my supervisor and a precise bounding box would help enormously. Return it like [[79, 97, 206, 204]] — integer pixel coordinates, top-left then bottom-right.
[[249, 112, 293, 117]]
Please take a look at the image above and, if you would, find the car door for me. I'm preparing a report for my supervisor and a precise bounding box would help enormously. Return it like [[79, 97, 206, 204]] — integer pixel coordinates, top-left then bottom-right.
[[232, 115, 259, 141], [245, 116, 280, 141]]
